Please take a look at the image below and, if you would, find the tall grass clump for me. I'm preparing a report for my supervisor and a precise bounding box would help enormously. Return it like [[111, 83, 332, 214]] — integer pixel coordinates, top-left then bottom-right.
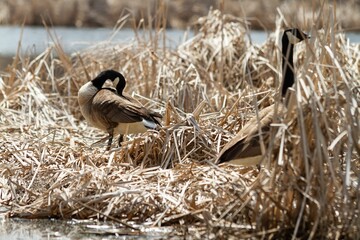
[[0, 6, 359, 239]]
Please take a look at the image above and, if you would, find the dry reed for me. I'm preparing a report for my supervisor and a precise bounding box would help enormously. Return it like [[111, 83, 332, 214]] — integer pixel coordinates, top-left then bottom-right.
[[0, 8, 359, 239]]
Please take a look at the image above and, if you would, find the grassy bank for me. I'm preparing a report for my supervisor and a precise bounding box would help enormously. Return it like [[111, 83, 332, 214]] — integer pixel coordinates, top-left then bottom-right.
[[1, 7, 359, 239]]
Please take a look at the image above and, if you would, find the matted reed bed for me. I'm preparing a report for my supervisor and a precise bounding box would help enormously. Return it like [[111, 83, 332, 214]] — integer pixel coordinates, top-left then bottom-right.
[[1, 10, 359, 238]]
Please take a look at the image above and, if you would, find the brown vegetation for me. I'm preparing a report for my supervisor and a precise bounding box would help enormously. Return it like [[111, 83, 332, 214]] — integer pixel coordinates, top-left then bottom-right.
[[0, 0, 360, 31], [0, 6, 359, 239]]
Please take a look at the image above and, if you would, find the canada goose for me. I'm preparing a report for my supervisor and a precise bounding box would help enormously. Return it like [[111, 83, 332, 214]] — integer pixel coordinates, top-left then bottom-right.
[[78, 70, 162, 150], [216, 28, 309, 166]]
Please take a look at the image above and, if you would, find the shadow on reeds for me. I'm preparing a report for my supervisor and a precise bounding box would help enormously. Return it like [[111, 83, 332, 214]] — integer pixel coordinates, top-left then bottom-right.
[[0, 5, 359, 240]]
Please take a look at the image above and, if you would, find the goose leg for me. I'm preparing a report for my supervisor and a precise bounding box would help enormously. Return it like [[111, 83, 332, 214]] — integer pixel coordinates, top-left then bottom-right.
[[118, 134, 124, 147], [107, 129, 114, 151]]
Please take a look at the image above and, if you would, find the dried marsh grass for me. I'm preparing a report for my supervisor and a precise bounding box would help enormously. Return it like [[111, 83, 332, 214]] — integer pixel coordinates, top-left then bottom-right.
[[1, 9, 360, 239]]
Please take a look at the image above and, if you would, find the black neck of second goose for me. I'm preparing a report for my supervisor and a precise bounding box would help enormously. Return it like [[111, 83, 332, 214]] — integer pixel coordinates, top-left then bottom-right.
[[281, 37, 295, 97]]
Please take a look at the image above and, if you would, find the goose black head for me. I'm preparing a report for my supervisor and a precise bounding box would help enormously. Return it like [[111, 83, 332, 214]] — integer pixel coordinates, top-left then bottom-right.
[[92, 70, 126, 95], [284, 28, 310, 45]]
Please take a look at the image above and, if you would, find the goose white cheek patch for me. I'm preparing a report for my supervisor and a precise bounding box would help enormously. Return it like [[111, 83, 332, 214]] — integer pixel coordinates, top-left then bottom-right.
[[102, 79, 116, 91], [286, 31, 302, 44], [113, 77, 119, 88]]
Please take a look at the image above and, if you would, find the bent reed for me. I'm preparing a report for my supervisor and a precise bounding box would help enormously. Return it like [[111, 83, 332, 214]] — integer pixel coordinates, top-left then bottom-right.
[[0, 9, 359, 239]]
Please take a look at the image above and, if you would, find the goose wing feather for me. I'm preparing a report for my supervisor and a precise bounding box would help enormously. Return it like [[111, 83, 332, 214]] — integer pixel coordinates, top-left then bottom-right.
[[217, 104, 285, 164], [92, 89, 161, 126]]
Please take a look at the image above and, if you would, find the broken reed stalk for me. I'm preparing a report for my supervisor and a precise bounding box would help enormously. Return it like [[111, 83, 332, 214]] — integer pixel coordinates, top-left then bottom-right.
[[0, 7, 359, 239]]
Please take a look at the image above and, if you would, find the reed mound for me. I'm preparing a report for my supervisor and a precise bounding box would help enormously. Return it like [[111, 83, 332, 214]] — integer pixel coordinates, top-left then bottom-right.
[[1, 9, 359, 238]]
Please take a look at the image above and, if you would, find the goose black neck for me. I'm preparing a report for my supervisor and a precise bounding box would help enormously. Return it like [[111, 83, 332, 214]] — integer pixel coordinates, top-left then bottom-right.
[[116, 79, 125, 96], [281, 37, 295, 97], [92, 76, 107, 90]]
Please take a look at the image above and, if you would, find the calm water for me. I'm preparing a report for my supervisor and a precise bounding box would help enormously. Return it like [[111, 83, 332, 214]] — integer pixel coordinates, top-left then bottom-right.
[[1, 26, 359, 70], [0, 26, 192, 70], [0, 26, 196, 56], [0, 217, 178, 239], [0, 26, 271, 70]]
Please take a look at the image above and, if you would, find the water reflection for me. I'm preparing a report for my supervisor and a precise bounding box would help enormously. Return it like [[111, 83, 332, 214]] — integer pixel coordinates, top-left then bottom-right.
[[0, 218, 179, 239], [1, 218, 73, 240]]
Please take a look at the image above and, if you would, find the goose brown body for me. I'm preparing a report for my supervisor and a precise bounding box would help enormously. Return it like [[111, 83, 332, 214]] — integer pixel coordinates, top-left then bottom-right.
[[78, 70, 162, 150], [216, 28, 309, 166], [217, 104, 285, 165]]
